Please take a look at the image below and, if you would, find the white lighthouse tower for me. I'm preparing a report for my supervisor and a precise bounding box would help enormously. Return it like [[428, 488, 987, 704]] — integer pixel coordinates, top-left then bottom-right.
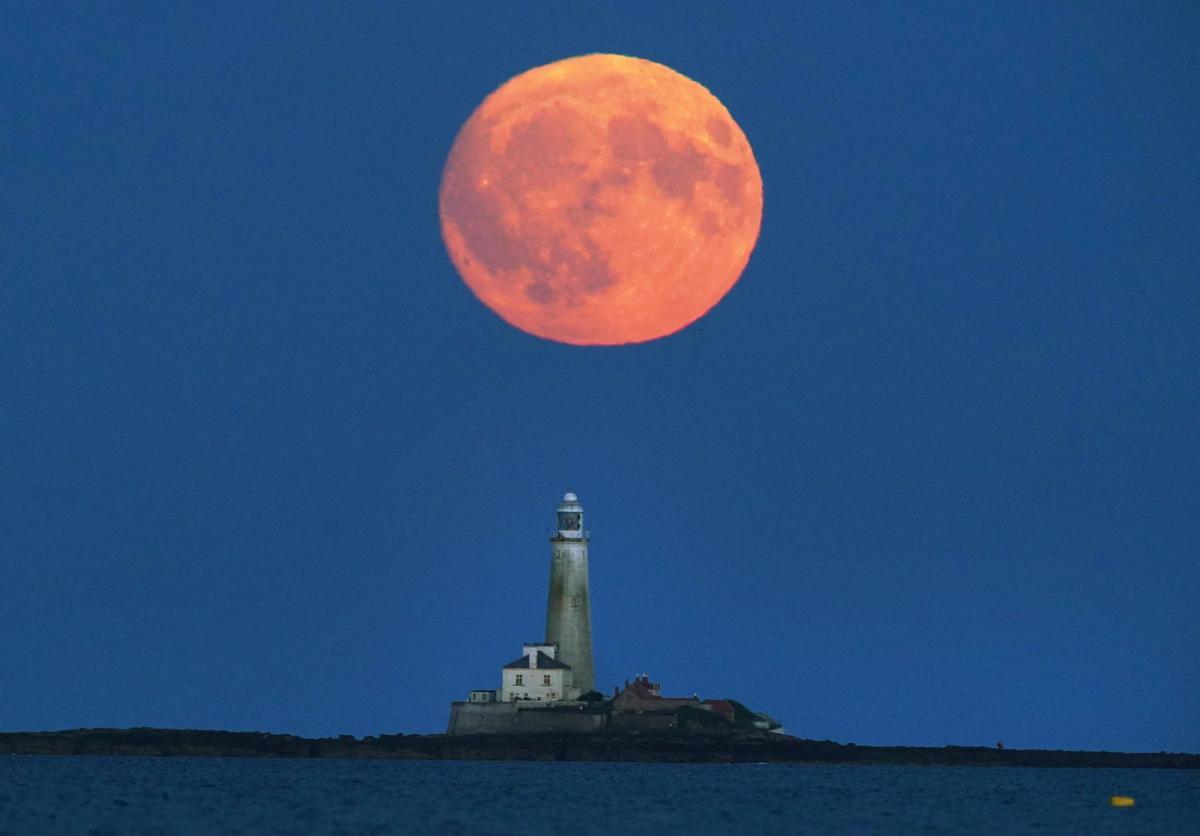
[[545, 492, 595, 695]]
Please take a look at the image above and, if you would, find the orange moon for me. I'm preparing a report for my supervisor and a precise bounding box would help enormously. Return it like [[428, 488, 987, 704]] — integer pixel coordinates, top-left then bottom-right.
[[439, 54, 763, 346]]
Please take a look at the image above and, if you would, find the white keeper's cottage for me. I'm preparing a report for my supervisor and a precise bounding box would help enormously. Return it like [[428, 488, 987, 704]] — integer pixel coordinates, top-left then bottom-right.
[[500, 643, 577, 702]]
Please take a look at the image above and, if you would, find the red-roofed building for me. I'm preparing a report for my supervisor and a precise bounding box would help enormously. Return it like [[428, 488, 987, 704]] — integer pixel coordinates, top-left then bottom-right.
[[702, 700, 736, 722], [611, 675, 701, 713]]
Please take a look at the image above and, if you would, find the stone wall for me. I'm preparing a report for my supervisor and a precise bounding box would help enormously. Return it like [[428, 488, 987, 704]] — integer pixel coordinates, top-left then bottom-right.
[[447, 701, 520, 734], [450, 702, 719, 735], [610, 711, 677, 732], [447, 702, 605, 735], [515, 707, 605, 734]]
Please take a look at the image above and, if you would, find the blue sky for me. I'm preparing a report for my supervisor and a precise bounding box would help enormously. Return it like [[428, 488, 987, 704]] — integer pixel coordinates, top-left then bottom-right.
[[2, 2, 1197, 751]]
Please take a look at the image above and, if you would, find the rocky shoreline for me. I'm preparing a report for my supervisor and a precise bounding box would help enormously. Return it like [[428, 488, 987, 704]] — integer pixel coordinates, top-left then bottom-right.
[[2, 728, 1197, 768]]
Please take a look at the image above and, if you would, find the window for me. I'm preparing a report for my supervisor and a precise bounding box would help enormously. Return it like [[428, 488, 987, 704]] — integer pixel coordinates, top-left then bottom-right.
[[515, 675, 523, 686], [543, 674, 551, 686]]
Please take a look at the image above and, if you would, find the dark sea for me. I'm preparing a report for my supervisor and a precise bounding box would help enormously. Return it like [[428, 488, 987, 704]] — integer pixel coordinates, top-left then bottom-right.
[[1, 756, 1197, 835]]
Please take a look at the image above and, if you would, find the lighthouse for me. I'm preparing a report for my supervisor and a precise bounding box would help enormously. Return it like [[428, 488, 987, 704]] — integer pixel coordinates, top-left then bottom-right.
[[545, 492, 595, 695]]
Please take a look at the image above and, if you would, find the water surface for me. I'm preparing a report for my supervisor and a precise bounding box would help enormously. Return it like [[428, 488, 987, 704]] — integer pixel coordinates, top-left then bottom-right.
[[1, 756, 1196, 834]]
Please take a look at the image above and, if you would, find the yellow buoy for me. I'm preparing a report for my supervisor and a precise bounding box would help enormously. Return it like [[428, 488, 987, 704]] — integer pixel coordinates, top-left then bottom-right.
[[1110, 795, 1135, 807]]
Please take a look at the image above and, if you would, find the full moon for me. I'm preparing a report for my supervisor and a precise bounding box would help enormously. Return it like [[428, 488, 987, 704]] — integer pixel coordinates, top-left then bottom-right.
[[439, 54, 763, 345]]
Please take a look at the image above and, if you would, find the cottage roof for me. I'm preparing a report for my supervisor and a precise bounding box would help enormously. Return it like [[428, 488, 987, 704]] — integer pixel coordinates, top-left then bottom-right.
[[503, 651, 571, 670]]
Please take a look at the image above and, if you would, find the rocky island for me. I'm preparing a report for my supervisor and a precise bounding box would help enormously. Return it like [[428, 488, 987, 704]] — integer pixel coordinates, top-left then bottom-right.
[[2, 727, 1196, 768]]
